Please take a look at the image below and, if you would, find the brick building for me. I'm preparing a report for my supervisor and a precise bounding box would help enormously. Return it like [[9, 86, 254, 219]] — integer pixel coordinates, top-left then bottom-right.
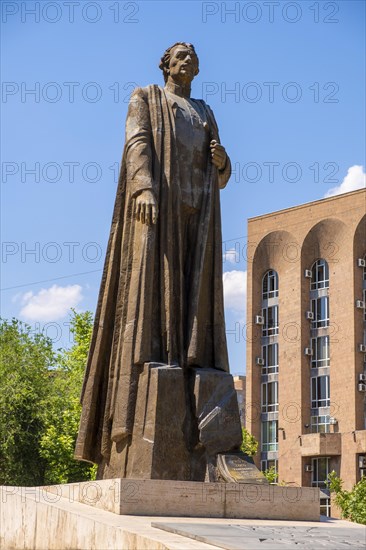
[[246, 188, 366, 516]]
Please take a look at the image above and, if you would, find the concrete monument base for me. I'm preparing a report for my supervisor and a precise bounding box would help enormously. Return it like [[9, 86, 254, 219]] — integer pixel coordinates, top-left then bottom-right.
[[2, 479, 319, 520], [1, 480, 327, 549], [3, 481, 366, 550]]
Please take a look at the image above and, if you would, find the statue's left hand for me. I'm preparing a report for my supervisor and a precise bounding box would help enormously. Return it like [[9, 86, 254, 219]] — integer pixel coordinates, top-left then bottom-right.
[[210, 140, 227, 171]]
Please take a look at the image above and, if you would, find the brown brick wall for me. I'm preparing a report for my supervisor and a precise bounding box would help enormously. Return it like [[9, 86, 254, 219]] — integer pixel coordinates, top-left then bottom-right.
[[246, 189, 366, 491]]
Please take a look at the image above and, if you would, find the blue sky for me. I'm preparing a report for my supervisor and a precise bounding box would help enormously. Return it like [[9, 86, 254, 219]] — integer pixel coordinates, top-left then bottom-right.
[[1, 0, 365, 374]]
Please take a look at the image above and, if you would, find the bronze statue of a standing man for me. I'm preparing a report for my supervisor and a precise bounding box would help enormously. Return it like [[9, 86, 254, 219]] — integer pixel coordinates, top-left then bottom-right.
[[75, 43, 241, 480]]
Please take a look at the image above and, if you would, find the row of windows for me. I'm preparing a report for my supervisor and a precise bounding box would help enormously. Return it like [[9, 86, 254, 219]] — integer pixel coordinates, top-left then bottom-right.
[[259, 258, 364, 515], [261, 298, 330, 334], [261, 278, 330, 337], [309, 261, 330, 433], [261, 257, 366, 300], [261, 376, 329, 413], [260, 261, 332, 444], [261, 260, 330, 300], [261, 456, 331, 490], [260, 337, 329, 373]]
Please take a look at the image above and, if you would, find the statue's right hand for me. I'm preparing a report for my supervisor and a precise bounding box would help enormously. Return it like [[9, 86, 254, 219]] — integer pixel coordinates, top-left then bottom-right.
[[135, 189, 158, 225]]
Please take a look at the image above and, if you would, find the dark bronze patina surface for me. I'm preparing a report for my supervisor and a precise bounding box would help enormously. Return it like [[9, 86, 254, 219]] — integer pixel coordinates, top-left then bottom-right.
[[75, 43, 242, 480]]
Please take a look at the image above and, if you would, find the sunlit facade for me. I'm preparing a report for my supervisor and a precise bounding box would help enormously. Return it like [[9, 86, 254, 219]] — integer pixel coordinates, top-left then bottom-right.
[[246, 189, 366, 517]]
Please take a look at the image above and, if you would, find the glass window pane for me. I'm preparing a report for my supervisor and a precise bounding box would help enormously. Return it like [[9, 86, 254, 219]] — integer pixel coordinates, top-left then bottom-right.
[[311, 297, 329, 328], [311, 259, 329, 290], [311, 415, 330, 433], [268, 344, 276, 366], [261, 421, 278, 451], [262, 270, 279, 300], [311, 336, 330, 368], [261, 344, 278, 374]]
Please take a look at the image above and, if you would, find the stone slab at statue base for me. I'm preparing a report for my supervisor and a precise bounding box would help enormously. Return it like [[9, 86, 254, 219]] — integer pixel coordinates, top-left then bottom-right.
[[98, 363, 243, 481], [40, 479, 320, 520]]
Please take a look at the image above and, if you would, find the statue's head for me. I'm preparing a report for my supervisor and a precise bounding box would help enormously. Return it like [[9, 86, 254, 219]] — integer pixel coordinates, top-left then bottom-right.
[[159, 42, 199, 84]]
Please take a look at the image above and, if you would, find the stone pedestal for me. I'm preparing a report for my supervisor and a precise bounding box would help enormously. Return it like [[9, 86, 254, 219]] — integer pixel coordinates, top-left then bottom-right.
[[126, 364, 191, 480], [98, 363, 242, 481]]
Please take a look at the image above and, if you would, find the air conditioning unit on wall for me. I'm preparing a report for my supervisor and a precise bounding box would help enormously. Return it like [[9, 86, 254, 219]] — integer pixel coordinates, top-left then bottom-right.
[[359, 344, 366, 353], [255, 315, 264, 325], [356, 300, 365, 309], [304, 269, 312, 278], [358, 383, 366, 392], [304, 348, 313, 356], [305, 465, 313, 472], [357, 258, 366, 268], [305, 311, 314, 320], [256, 357, 265, 366]]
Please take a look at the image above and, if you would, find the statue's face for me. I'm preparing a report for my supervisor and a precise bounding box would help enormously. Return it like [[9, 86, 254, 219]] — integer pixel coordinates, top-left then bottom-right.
[[168, 46, 198, 84]]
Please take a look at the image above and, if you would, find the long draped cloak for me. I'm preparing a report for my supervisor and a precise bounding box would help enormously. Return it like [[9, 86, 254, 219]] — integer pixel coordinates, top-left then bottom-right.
[[75, 85, 232, 464]]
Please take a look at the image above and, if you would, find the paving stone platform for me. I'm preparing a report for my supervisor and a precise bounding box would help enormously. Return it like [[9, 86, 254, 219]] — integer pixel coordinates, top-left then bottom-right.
[[152, 521, 366, 549], [2, 482, 365, 549]]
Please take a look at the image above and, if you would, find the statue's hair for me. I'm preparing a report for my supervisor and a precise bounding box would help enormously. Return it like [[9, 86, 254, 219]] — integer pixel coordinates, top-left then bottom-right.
[[159, 42, 199, 83]]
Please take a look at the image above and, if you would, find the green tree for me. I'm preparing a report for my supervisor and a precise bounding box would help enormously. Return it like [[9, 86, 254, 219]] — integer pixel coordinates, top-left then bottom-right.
[[0, 318, 55, 485], [262, 465, 278, 484], [40, 310, 96, 484], [0, 311, 96, 486], [240, 428, 258, 457], [327, 471, 366, 525]]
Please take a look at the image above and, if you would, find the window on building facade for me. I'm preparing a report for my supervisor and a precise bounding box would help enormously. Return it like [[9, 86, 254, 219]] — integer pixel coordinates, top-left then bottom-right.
[[311, 415, 330, 433], [261, 381, 279, 413], [262, 270, 279, 300], [311, 259, 329, 290], [311, 375, 330, 408], [311, 297, 329, 329], [311, 336, 330, 368], [320, 497, 331, 517], [261, 420, 278, 452], [262, 343, 279, 374], [311, 457, 330, 488], [261, 459, 278, 473], [262, 305, 279, 337]]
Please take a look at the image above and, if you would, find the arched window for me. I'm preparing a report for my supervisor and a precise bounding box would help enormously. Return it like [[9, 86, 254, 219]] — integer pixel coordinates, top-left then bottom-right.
[[262, 270, 279, 300], [311, 259, 329, 290]]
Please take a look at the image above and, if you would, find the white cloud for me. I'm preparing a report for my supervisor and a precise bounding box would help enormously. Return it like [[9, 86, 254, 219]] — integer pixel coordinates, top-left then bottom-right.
[[19, 284, 83, 321], [324, 165, 365, 198], [223, 247, 240, 264], [223, 270, 247, 315]]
